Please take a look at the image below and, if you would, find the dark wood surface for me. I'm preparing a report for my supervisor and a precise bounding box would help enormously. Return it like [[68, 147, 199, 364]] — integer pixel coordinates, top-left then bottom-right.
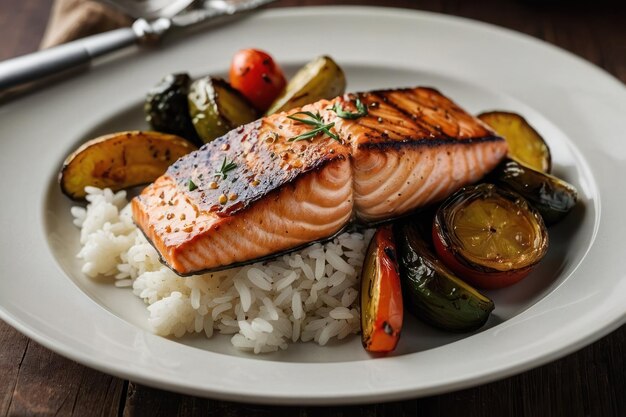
[[0, 0, 624, 415]]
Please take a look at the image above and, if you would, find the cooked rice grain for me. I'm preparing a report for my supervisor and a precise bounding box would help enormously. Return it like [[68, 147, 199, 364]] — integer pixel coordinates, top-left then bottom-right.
[[73, 187, 373, 353]]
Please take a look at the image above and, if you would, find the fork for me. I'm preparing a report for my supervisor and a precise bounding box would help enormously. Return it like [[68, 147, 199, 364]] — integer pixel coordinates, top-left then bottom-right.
[[99, 0, 196, 20], [0, 0, 273, 91], [0, 0, 195, 91]]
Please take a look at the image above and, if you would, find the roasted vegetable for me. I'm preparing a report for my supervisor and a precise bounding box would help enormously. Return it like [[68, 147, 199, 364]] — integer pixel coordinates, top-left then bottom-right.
[[144, 73, 202, 146], [59, 131, 196, 200], [266, 56, 347, 115], [188, 76, 258, 144], [489, 158, 578, 226], [433, 184, 548, 289], [360, 225, 403, 353], [478, 111, 551, 173], [395, 220, 494, 332], [230, 49, 287, 112]]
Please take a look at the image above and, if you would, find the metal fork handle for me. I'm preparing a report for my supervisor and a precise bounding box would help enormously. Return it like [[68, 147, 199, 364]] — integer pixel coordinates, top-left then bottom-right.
[[0, 18, 170, 91]]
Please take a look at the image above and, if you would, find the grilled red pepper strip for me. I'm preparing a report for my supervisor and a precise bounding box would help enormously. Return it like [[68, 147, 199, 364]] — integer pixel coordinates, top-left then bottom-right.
[[360, 225, 403, 353]]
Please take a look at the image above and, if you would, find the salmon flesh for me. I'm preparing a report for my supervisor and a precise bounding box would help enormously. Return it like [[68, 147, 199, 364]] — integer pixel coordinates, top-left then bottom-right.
[[132, 87, 508, 275]]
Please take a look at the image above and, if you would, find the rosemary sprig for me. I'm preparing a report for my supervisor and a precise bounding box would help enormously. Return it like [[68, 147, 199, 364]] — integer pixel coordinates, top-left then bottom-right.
[[214, 156, 237, 180], [332, 98, 368, 119], [287, 111, 340, 142]]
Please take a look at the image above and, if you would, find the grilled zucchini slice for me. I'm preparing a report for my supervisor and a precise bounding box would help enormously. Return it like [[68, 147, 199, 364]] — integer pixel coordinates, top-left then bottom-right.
[[395, 220, 494, 331], [265, 56, 346, 115], [488, 158, 578, 226]]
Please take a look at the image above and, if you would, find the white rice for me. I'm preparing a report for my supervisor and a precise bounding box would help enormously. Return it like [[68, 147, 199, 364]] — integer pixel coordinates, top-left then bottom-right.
[[72, 187, 373, 353]]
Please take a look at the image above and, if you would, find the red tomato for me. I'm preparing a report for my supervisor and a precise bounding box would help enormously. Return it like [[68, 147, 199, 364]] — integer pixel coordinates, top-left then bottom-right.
[[229, 49, 287, 112], [360, 225, 403, 353], [432, 224, 532, 290]]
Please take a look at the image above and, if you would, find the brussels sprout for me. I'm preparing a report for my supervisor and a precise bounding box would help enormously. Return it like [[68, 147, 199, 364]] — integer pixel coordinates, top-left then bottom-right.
[[145, 73, 202, 146], [188, 76, 257, 144]]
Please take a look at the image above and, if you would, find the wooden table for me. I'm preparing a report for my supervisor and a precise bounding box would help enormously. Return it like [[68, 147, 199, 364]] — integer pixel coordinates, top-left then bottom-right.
[[0, 0, 624, 415]]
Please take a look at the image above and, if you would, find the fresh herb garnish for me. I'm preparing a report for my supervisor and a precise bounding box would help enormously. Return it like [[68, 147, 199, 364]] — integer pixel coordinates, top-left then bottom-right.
[[332, 98, 368, 119], [188, 179, 198, 191], [214, 156, 237, 180], [287, 111, 341, 142]]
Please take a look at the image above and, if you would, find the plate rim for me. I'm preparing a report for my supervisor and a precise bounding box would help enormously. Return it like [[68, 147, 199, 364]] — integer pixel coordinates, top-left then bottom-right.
[[1, 5, 625, 405]]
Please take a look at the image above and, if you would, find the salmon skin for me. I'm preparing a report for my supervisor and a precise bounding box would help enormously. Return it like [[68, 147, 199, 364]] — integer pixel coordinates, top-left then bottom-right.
[[132, 87, 507, 276]]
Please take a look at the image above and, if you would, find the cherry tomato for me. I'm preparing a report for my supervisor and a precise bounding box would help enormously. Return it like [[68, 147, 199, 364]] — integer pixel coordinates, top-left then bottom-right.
[[360, 225, 403, 353], [229, 49, 287, 112]]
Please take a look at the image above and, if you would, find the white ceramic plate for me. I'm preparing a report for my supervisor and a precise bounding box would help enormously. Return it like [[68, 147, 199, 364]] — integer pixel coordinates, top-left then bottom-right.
[[0, 6, 624, 405]]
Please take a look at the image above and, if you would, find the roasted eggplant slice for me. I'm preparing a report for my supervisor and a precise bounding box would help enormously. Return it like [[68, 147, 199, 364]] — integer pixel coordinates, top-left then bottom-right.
[[489, 158, 578, 226], [360, 225, 403, 353], [60, 131, 197, 200], [395, 220, 494, 332], [478, 111, 551, 173], [265, 56, 347, 115], [144, 73, 202, 146], [188, 76, 258, 143], [433, 184, 549, 289]]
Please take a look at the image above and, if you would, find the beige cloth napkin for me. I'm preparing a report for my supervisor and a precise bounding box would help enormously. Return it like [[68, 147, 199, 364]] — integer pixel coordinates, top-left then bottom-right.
[[40, 0, 132, 48]]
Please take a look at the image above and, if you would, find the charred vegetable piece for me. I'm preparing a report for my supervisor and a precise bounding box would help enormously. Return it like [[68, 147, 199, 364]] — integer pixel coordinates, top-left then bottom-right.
[[144, 73, 202, 146], [188, 76, 257, 144], [229, 49, 287, 112], [360, 225, 403, 353], [433, 184, 549, 290], [59, 131, 197, 200], [489, 158, 578, 226], [265, 56, 347, 115], [395, 221, 494, 332], [478, 111, 551, 173]]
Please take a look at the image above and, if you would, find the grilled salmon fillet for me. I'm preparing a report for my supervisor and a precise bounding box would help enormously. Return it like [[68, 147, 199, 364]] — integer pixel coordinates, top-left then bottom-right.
[[132, 87, 507, 275]]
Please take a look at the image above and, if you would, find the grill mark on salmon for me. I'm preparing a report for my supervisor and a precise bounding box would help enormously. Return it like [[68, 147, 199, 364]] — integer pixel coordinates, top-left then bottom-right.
[[372, 91, 445, 137], [133, 87, 508, 275], [167, 100, 350, 218]]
